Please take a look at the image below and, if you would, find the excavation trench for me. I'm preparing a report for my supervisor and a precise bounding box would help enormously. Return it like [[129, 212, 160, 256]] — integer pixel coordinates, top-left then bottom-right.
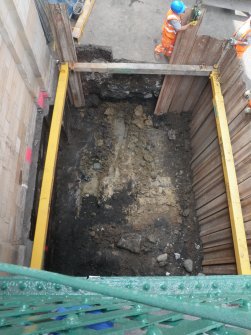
[[45, 98, 202, 276], [43, 47, 205, 276]]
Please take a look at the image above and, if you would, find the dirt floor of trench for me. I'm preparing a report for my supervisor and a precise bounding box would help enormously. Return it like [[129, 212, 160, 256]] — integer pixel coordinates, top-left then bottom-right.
[[46, 100, 202, 276]]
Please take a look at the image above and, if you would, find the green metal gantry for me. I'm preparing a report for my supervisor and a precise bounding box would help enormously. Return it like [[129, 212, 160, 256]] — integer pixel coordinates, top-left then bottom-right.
[[0, 263, 251, 334]]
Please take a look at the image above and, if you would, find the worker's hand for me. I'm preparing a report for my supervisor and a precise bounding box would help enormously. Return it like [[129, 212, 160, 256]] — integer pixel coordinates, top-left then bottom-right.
[[190, 21, 198, 26], [228, 38, 237, 46]]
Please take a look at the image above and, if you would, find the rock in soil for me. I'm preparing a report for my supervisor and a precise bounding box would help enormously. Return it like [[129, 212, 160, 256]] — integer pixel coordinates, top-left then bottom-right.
[[157, 253, 168, 262], [93, 162, 102, 170], [168, 129, 176, 140], [104, 107, 115, 116], [174, 253, 181, 260], [134, 105, 144, 117], [144, 117, 153, 127], [117, 233, 142, 254], [132, 118, 145, 129], [147, 234, 156, 243], [143, 152, 153, 162], [159, 261, 167, 267], [183, 208, 190, 217], [184, 259, 193, 273]]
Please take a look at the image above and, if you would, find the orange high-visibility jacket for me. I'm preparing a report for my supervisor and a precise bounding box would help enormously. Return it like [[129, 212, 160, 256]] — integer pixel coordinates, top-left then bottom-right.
[[162, 9, 181, 43], [233, 19, 251, 58]]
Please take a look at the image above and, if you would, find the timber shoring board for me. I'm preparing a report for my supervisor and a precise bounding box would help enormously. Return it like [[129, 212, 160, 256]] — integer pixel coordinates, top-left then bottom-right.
[[152, 9, 251, 273], [154, 9, 197, 115], [48, 4, 85, 107], [154, 10, 226, 115], [72, 63, 213, 76], [169, 37, 223, 113], [190, 48, 251, 274]]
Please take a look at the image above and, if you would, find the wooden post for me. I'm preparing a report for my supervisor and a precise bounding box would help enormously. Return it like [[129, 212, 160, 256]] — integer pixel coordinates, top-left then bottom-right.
[[48, 3, 85, 107]]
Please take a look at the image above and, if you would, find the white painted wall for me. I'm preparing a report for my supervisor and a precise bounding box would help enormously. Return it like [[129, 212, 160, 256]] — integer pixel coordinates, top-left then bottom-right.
[[0, 0, 56, 264]]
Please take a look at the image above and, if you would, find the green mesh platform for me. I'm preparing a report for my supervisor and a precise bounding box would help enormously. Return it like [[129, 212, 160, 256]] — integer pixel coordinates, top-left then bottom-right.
[[0, 263, 251, 334]]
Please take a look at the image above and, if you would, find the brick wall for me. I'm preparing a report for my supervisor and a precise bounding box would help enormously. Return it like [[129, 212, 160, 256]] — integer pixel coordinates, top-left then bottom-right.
[[0, 0, 56, 264]]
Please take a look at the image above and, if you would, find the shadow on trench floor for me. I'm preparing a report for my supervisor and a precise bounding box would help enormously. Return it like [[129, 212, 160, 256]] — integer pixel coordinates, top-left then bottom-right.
[[46, 100, 202, 276]]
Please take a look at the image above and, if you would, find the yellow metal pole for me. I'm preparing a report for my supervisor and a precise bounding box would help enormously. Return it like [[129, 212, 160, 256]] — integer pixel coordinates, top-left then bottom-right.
[[30, 63, 69, 269], [210, 70, 251, 275]]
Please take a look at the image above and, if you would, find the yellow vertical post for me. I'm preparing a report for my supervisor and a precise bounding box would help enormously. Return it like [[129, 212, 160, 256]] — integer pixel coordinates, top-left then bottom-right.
[[30, 63, 69, 270], [210, 70, 251, 275]]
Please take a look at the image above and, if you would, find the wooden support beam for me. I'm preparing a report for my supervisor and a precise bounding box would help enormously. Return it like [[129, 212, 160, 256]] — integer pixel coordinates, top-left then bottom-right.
[[210, 70, 251, 275], [154, 9, 206, 115], [72, 0, 96, 41], [30, 64, 69, 270], [72, 62, 213, 76], [48, 4, 85, 107]]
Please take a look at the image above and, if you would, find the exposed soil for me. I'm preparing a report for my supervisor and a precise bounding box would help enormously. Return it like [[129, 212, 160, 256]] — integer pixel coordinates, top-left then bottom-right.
[[46, 100, 202, 276]]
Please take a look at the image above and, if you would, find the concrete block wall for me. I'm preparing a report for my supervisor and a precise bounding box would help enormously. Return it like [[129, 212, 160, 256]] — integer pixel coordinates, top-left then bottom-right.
[[0, 0, 56, 264]]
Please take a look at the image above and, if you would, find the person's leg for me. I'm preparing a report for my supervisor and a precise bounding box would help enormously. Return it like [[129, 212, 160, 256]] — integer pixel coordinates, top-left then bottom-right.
[[235, 45, 246, 59], [162, 40, 174, 59]]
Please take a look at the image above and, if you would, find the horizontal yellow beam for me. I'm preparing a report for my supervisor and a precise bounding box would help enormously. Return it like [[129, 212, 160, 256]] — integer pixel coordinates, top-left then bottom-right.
[[210, 70, 251, 275], [30, 63, 69, 270]]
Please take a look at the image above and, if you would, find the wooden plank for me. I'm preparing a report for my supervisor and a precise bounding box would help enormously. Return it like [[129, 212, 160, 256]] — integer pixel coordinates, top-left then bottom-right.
[[192, 121, 251, 183], [190, 84, 213, 136], [203, 245, 251, 265], [193, 152, 251, 204], [72, 62, 213, 76], [202, 228, 233, 248], [183, 77, 208, 112], [48, 4, 85, 107], [167, 37, 211, 112], [178, 37, 223, 113], [202, 221, 251, 250], [154, 9, 204, 115], [195, 180, 226, 210], [168, 76, 194, 113], [200, 209, 230, 237], [191, 105, 249, 176], [197, 177, 251, 222], [203, 265, 237, 275], [72, 0, 96, 41]]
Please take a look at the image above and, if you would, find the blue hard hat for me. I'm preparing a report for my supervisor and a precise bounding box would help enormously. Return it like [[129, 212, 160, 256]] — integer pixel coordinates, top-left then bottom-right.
[[171, 1, 186, 14]]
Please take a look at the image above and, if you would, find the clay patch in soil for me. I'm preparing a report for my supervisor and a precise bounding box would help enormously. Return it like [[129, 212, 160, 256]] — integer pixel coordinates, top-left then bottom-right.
[[46, 101, 202, 276]]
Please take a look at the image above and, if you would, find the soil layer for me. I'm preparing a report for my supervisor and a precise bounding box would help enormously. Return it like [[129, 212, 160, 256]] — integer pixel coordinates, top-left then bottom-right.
[[46, 101, 202, 276]]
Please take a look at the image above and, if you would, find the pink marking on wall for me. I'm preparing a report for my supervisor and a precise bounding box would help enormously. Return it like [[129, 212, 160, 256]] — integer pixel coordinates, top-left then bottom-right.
[[25, 147, 32, 164], [37, 91, 49, 109]]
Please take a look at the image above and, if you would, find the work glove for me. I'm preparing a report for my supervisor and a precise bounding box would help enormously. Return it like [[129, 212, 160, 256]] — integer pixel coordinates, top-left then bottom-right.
[[228, 38, 237, 45], [190, 21, 198, 26]]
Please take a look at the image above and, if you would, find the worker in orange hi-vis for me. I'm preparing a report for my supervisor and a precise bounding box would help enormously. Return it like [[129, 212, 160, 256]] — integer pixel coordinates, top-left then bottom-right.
[[231, 17, 251, 59], [154, 1, 196, 60]]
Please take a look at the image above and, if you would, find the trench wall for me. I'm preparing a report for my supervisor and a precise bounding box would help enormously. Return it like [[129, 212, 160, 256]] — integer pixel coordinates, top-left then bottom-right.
[[191, 48, 251, 274], [0, 0, 56, 264], [155, 10, 251, 274]]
